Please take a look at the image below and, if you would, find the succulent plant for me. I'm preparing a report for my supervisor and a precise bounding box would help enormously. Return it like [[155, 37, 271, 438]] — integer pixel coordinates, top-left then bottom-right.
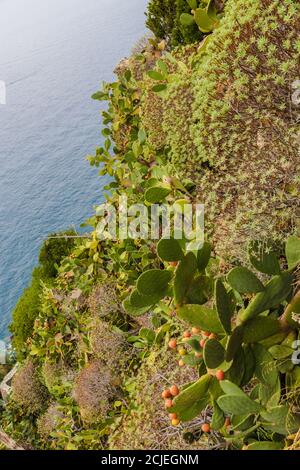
[[130, 235, 300, 445], [180, 0, 221, 33]]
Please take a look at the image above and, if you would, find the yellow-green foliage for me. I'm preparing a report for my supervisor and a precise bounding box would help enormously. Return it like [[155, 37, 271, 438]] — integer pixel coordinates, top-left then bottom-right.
[[72, 360, 117, 424], [109, 349, 207, 450], [42, 359, 76, 395], [37, 403, 64, 438], [12, 360, 49, 414], [163, 0, 300, 259]]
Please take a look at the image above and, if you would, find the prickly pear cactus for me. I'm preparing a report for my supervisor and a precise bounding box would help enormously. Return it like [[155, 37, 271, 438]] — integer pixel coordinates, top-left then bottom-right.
[[128, 235, 300, 448]]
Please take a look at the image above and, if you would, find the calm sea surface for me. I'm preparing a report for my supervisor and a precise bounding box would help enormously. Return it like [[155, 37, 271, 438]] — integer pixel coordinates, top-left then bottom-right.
[[0, 0, 148, 337]]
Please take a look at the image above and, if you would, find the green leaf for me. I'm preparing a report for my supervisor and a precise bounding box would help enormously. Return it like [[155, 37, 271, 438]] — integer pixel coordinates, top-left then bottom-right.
[[156, 59, 168, 76], [246, 441, 284, 450], [170, 374, 212, 421], [194, 8, 217, 32], [147, 70, 164, 81], [231, 414, 254, 432], [177, 304, 224, 334], [242, 317, 283, 343], [239, 272, 293, 322], [187, 0, 197, 9], [218, 395, 263, 415], [186, 275, 212, 305], [253, 344, 278, 387], [248, 241, 281, 275], [144, 186, 171, 203], [203, 338, 225, 369], [91, 91, 108, 101], [227, 347, 245, 386], [211, 402, 225, 431], [241, 345, 256, 386], [186, 338, 202, 353], [138, 128, 147, 145], [259, 377, 281, 408], [152, 84, 167, 93], [207, 0, 218, 21], [180, 13, 195, 26], [226, 325, 244, 362], [220, 380, 246, 397], [124, 70, 132, 81], [182, 353, 203, 366], [269, 344, 293, 359], [139, 327, 155, 343], [285, 236, 300, 270], [129, 288, 167, 309], [174, 252, 197, 305], [196, 242, 212, 271], [260, 405, 293, 435], [157, 238, 184, 262], [215, 280, 233, 334], [227, 267, 264, 294], [122, 297, 150, 317], [137, 269, 172, 296], [181, 353, 201, 366]]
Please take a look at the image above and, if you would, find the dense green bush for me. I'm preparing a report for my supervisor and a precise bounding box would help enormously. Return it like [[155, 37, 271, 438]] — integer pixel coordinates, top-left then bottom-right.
[[38, 229, 76, 278], [146, 0, 203, 47], [10, 230, 77, 359], [10, 267, 43, 360]]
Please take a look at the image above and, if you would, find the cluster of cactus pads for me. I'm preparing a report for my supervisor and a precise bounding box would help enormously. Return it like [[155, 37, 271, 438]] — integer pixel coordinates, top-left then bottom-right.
[[180, 0, 222, 33], [125, 236, 300, 448]]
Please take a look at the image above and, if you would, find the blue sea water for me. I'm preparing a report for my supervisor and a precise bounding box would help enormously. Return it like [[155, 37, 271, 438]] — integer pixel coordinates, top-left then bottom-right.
[[0, 0, 148, 338]]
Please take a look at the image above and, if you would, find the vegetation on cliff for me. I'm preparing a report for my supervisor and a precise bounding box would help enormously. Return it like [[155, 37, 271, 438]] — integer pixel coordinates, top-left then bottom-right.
[[1, 0, 300, 451]]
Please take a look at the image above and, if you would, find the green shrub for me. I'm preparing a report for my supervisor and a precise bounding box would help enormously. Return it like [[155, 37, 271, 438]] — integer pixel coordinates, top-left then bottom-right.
[[146, 0, 203, 47], [10, 267, 43, 360], [10, 230, 77, 359], [41, 359, 76, 395], [38, 229, 76, 279], [37, 403, 64, 438]]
